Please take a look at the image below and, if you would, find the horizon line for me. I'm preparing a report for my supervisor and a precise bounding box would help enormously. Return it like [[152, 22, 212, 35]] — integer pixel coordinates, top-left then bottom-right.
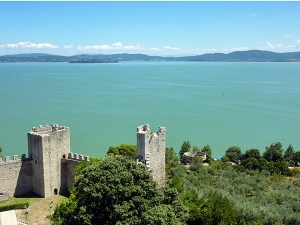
[[1, 49, 300, 58]]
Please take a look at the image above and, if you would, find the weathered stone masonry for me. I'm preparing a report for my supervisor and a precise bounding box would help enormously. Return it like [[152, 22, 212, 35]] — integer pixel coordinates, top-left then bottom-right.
[[137, 124, 166, 187], [0, 155, 33, 197], [0, 124, 89, 198], [1, 123, 166, 199]]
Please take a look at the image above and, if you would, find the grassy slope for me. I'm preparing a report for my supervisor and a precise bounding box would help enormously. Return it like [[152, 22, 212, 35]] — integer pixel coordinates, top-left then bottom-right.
[[0, 193, 67, 225]]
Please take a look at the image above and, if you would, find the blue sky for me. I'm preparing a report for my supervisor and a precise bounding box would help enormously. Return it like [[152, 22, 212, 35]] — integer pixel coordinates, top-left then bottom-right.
[[1, 1, 300, 56]]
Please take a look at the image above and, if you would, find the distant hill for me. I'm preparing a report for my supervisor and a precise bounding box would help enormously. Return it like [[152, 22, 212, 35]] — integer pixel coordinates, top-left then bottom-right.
[[1, 50, 300, 62], [177, 50, 300, 62], [5, 53, 55, 57]]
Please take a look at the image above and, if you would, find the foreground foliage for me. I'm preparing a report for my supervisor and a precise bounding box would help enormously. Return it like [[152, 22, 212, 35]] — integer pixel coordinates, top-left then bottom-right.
[[52, 156, 188, 225], [106, 144, 137, 159], [169, 161, 300, 224], [165, 140, 300, 225], [53, 140, 300, 225]]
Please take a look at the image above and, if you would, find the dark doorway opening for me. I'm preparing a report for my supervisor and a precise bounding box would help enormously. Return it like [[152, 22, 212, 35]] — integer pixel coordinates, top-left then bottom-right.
[[54, 188, 58, 195]]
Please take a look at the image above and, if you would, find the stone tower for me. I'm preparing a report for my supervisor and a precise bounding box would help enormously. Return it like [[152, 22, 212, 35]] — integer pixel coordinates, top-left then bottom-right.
[[28, 124, 70, 197], [137, 124, 166, 187]]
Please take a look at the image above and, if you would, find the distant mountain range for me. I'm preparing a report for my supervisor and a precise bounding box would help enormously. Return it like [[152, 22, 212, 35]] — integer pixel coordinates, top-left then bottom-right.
[[1, 50, 300, 62]]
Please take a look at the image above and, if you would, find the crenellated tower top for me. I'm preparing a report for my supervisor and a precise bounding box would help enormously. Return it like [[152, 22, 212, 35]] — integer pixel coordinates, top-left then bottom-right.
[[29, 124, 69, 135]]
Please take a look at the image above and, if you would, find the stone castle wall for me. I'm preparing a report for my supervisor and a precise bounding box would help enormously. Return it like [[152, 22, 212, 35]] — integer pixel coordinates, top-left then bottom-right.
[[61, 159, 80, 194], [0, 155, 33, 197], [1, 123, 164, 199], [0, 124, 89, 199], [137, 124, 166, 187]]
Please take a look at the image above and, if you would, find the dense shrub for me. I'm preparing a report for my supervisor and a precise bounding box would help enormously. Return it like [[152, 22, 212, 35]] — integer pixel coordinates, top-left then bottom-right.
[[0, 203, 29, 212], [175, 159, 300, 225]]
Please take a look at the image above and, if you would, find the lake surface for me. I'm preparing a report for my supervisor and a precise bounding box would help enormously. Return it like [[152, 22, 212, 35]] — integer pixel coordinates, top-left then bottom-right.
[[1, 62, 300, 158]]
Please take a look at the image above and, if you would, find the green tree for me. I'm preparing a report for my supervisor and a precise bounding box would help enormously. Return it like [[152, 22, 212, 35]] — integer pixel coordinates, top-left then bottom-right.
[[180, 191, 205, 225], [192, 145, 201, 153], [243, 148, 261, 160], [73, 157, 102, 176], [201, 144, 212, 158], [188, 191, 244, 225], [225, 146, 242, 164], [221, 155, 229, 163], [240, 148, 263, 171], [165, 147, 179, 175], [52, 155, 187, 225], [0, 146, 2, 157], [266, 161, 291, 175], [292, 151, 300, 166], [179, 141, 191, 159], [106, 144, 137, 159], [141, 204, 182, 225], [263, 142, 284, 162], [167, 175, 184, 193], [241, 157, 261, 171], [284, 144, 294, 160], [284, 144, 295, 166], [194, 156, 203, 163]]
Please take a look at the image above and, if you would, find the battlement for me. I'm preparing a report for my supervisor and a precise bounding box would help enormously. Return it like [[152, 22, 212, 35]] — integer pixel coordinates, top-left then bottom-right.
[[30, 124, 69, 135], [137, 124, 150, 133], [65, 152, 90, 161], [0, 154, 30, 163], [137, 124, 166, 136]]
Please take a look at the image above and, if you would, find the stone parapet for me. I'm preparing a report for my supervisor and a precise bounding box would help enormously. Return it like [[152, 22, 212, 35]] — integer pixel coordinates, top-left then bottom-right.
[[30, 124, 69, 135], [0, 154, 29, 163], [67, 152, 89, 161]]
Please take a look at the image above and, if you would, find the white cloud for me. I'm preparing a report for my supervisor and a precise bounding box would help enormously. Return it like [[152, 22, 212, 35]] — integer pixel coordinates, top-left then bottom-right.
[[97, 45, 113, 50], [0, 42, 58, 49], [258, 40, 300, 52], [253, 14, 257, 16], [124, 44, 145, 50], [220, 47, 249, 53], [231, 47, 249, 51], [124, 45, 136, 50], [163, 46, 182, 51], [0, 43, 17, 48], [77, 45, 114, 50], [64, 44, 73, 50], [76, 43, 145, 52], [267, 41, 274, 48], [204, 48, 216, 52], [149, 47, 160, 51], [285, 34, 290, 37], [112, 42, 122, 47]]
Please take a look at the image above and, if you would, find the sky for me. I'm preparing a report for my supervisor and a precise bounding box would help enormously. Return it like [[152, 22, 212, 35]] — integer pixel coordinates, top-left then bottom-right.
[[0, 1, 300, 56]]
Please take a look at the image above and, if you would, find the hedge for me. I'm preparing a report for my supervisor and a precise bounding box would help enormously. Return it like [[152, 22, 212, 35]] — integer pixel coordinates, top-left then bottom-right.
[[0, 203, 29, 212]]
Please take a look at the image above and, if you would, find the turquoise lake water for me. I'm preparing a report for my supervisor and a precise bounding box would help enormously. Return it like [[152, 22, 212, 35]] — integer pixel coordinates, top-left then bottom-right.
[[0, 62, 299, 158]]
